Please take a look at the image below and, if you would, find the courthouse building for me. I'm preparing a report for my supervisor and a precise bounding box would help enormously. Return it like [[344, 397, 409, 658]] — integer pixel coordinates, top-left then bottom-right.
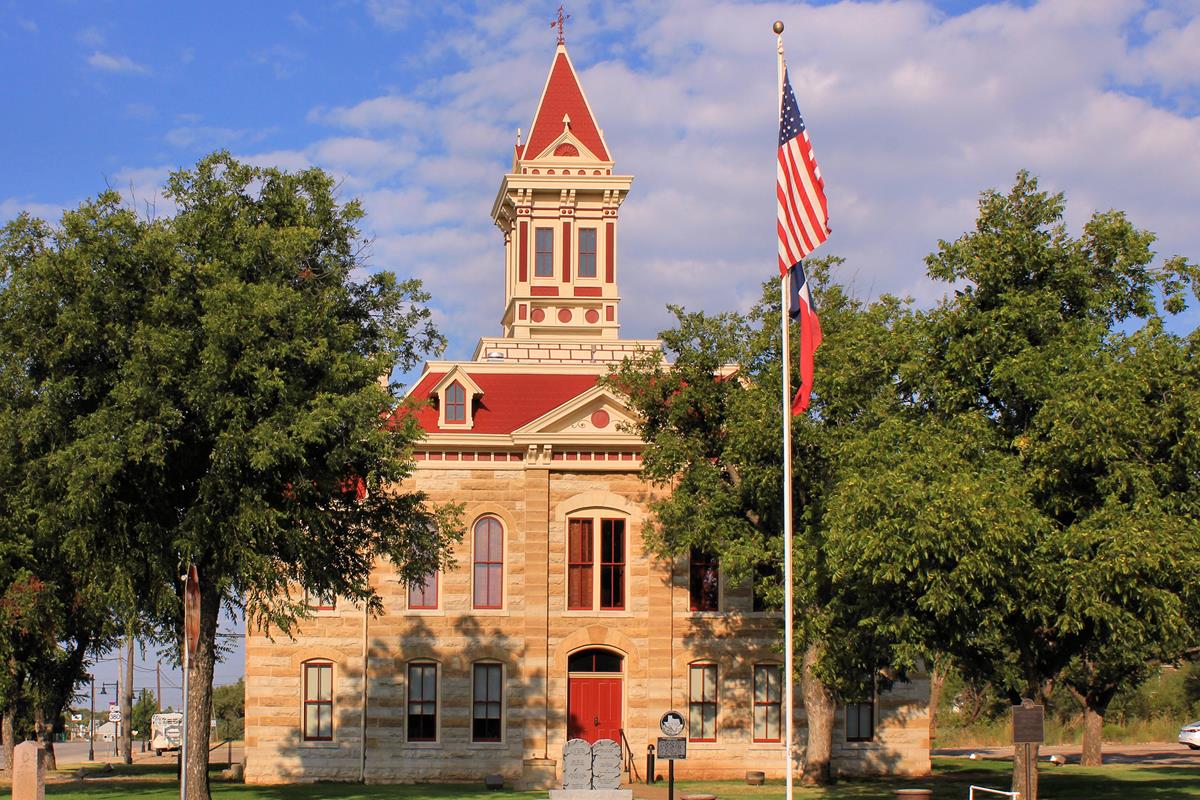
[[243, 40, 931, 786]]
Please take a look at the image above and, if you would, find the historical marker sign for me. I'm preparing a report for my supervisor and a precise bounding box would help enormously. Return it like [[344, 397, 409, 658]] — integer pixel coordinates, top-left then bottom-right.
[[656, 737, 687, 760], [1012, 702, 1044, 743], [659, 710, 685, 737]]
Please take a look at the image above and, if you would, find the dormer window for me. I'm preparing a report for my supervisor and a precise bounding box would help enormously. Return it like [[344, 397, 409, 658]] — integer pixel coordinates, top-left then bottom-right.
[[445, 382, 466, 423], [432, 367, 482, 429]]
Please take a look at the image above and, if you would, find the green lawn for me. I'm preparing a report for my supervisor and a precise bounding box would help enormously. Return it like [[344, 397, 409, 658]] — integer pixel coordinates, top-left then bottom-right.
[[2, 758, 1198, 799]]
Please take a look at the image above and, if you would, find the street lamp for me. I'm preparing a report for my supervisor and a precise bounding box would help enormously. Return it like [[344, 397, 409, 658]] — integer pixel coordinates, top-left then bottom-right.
[[99, 680, 119, 756]]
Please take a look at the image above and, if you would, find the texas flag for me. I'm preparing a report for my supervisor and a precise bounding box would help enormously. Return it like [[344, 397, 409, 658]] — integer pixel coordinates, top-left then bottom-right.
[[776, 67, 828, 415]]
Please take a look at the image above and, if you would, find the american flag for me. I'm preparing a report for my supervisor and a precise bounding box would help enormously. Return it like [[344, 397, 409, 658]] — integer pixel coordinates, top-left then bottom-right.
[[776, 68, 829, 273], [776, 68, 826, 415]]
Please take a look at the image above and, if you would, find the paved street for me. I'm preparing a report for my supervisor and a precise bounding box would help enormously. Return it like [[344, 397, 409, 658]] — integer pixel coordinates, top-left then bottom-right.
[[935, 742, 1200, 767]]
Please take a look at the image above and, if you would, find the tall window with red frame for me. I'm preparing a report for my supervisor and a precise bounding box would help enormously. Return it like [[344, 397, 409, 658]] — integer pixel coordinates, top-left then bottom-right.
[[599, 519, 625, 610], [473, 517, 503, 609], [407, 662, 437, 741], [302, 661, 333, 741], [472, 663, 503, 742], [689, 663, 718, 741], [753, 664, 783, 742], [567, 518, 594, 610], [689, 549, 720, 611], [408, 572, 438, 610]]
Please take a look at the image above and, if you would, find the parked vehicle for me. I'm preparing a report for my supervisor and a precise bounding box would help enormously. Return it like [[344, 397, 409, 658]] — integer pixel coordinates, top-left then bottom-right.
[[1180, 720, 1200, 750], [151, 712, 184, 756]]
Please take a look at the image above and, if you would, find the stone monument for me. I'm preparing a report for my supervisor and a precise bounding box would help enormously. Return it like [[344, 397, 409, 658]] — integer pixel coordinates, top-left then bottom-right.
[[549, 738, 632, 800], [13, 741, 45, 800]]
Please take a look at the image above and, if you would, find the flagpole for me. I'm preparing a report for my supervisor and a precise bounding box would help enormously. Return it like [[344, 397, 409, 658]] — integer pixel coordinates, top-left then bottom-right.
[[774, 20, 795, 800]]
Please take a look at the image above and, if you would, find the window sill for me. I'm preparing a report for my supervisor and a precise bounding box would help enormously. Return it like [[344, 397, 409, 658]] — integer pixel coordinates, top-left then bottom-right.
[[467, 741, 508, 750], [404, 609, 446, 616], [299, 740, 339, 749], [402, 741, 443, 749], [467, 609, 511, 617]]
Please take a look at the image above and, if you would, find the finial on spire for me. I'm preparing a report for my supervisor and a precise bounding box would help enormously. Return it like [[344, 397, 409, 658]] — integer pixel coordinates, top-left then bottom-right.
[[516, 127, 522, 145], [550, 4, 571, 45]]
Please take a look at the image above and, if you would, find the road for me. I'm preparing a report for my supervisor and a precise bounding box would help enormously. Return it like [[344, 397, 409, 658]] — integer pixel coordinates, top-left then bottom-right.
[[935, 742, 1200, 767], [28, 739, 243, 769]]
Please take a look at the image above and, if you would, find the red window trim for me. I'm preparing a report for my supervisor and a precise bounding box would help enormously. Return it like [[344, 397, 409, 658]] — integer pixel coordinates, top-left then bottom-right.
[[689, 549, 720, 612], [471, 662, 504, 743], [407, 662, 438, 742], [752, 664, 783, 743], [599, 518, 625, 611], [408, 572, 439, 610], [567, 518, 594, 610], [306, 592, 336, 612], [689, 662, 718, 742], [302, 660, 334, 742], [473, 517, 504, 609]]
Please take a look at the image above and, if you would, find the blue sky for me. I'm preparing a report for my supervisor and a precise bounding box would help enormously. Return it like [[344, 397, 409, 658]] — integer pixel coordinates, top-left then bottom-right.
[[4, 0, 1199, 693]]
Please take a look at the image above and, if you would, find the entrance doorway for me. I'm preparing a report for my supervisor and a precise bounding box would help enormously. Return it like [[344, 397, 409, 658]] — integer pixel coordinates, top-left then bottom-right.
[[567, 648, 623, 743]]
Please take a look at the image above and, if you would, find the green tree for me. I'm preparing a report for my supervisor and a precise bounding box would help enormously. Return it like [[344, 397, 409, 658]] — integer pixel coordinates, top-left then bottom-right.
[[0, 152, 460, 798], [611, 259, 914, 784], [131, 688, 157, 745], [211, 679, 244, 741], [827, 173, 1200, 779]]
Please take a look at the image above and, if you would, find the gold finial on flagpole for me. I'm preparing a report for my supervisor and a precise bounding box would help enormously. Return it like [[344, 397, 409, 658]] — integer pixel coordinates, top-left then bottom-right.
[[773, 20, 784, 34]]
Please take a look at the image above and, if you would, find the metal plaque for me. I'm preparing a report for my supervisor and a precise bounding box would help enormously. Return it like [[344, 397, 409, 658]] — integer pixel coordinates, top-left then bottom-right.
[[659, 710, 685, 737], [1012, 702, 1044, 743], [656, 737, 687, 760]]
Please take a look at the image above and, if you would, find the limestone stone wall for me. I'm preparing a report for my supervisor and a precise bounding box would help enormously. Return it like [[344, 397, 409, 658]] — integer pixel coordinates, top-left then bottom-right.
[[243, 460, 932, 784]]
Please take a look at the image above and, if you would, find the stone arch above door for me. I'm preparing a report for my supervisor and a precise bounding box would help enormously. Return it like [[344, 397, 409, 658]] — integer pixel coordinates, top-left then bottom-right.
[[553, 625, 642, 674]]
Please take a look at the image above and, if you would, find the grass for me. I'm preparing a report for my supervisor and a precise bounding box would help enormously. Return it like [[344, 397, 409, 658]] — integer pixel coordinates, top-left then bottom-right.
[[934, 715, 1185, 748], [3, 758, 1199, 800]]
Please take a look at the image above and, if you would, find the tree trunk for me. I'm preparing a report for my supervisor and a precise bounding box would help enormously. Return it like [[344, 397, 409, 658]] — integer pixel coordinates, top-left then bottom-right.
[[1080, 702, 1104, 766], [2, 709, 14, 772], [121, 634, 134, 765], [185, 580, 221, 800], [1012, 741, 1039, 800], [928, 663, 946, 743], [799, 640, 836, 786], [34, 707, 57, 771]]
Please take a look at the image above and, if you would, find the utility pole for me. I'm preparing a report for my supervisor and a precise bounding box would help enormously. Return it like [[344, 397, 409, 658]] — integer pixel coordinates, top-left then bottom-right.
[[156, 661, 162, 712], [88, 676, 95, 762], [122, 633, 134, 764]]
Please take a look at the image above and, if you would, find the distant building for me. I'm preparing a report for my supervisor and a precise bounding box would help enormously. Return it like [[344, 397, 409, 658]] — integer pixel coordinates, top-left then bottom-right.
[[244, 39, 931, 787]]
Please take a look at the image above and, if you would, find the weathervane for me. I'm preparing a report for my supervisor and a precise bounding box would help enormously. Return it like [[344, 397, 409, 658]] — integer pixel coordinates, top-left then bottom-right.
[[550, 4, 570, 45]]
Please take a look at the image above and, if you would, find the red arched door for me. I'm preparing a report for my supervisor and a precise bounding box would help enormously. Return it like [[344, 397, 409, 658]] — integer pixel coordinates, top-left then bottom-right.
[[567, 648, 623, 743]]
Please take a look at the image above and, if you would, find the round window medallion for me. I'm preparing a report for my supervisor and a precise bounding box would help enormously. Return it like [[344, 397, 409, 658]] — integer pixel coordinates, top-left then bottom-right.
[[591, 409, 610, 428], [585, 309, 600, 324], [557, 308, 573, 323], [531, 308, 546, 323]]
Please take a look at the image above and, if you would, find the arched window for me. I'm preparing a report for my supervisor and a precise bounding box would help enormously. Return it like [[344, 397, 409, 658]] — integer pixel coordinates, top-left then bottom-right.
[[445, 381, 466, 423], [473, 517, 504, 609], [407, 661, 438, 742], [302, 659, 334, 741], [567, 648, 623, 673], [472, 662, 504, 742]]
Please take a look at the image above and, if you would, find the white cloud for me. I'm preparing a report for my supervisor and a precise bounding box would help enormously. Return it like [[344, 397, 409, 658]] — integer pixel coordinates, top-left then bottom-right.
[[50, 1, 1200, 364], [309, 96, 428, 130], [166, 125, 252, 150], [86, 51, 148, 74], [76, 26, 104, 46]]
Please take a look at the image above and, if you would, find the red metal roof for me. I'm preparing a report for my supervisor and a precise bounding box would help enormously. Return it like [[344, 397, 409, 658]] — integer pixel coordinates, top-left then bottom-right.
[[525, 49, 609, 162], [401, 371, 600, 435]]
